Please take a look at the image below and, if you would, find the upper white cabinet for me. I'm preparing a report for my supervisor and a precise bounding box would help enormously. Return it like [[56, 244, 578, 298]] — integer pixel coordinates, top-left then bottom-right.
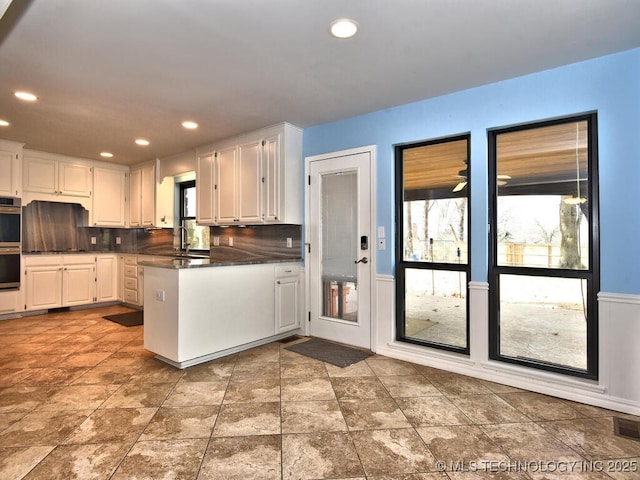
[[196, 122, 302, 225], [0, 140, 23, 198], [24, 153, 92, 197], [92, 166, 127, 227], [196, 151, 215, 224], [129, 160, 174, 228]]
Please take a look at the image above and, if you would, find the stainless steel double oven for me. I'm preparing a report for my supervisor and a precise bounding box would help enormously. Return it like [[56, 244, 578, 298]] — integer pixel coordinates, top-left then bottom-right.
[[0, 197, 21, 290]]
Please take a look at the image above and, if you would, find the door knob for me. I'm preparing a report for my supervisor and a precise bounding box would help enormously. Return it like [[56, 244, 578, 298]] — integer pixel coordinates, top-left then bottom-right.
[[354, 257, 368, 264]]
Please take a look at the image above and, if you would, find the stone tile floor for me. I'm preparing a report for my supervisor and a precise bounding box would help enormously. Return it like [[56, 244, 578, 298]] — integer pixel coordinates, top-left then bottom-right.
[[0, 305, 638, 479]]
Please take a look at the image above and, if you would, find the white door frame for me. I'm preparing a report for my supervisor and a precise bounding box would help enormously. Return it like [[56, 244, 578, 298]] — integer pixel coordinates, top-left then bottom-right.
[[304, 145, 377, 350]]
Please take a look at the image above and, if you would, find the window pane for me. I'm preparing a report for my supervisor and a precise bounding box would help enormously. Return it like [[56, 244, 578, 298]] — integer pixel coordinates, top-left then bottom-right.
[[403, 199, 468, 263], [404, 268, 466, 348], [496, 121, 589, 270], [184, 185, 197, 218], [321, 171, 358, 323], [402, 138, 468, 265], [184, 219, 210, 250], [498, 274, 587, 370]]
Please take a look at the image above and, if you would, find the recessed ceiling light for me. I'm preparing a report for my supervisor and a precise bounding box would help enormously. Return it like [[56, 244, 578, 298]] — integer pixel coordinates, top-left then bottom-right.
[[330, 18, 358, 39], [0, 119, 9, 127], [100, 152, 114, 158], [14, 91, 38, 101], [135, 138, 150, 146], [182, 121, 198, 129]]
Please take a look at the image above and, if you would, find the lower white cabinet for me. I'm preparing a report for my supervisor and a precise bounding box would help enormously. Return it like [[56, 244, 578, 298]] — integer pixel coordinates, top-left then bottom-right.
[[121, 255, 141, 306], [0, 290, 19, 315], [24, 257, 64, 310], [275, 264, 300, 334], [24, 254, 116, 311], [96, 254, 118, 302], [62, 261, 96, 306], [143, 261, 302, 367]]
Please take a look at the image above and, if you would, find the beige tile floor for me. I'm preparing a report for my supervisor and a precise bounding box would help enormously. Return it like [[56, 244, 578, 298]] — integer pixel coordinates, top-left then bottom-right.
[[0, 305, 638, 479]]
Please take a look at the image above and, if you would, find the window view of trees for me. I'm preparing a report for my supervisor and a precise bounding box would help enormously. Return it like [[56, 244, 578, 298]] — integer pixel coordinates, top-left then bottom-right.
[[396, 135, 470, 353], [490, 116, 598, 378]]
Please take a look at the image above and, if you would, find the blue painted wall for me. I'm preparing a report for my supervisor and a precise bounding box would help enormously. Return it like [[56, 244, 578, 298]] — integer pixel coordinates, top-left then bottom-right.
[[303, 47, 640, 295]]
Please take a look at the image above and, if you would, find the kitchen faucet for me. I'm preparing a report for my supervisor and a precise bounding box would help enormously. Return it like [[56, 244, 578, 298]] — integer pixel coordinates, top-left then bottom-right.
[[174, 226, 191, 254]]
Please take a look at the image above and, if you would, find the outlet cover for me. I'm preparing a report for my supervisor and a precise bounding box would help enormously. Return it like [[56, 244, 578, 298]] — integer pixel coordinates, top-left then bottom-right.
[[213, 236, 220, 246], [91, 236, 97, 245], [228, 237, 233, 247], [115, 237, 121, 245], [286, 237, 292, 248]]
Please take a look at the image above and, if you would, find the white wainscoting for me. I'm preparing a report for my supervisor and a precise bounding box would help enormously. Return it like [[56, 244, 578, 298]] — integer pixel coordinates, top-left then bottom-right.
[[374, 275, 640, 416]]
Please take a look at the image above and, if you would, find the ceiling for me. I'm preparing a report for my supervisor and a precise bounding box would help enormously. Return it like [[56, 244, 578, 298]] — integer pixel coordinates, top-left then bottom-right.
[[1, 0, 639, 166]]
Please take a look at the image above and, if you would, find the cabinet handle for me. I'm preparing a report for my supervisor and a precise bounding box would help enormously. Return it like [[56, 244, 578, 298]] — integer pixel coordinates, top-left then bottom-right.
[[277, 281, 281, 284]]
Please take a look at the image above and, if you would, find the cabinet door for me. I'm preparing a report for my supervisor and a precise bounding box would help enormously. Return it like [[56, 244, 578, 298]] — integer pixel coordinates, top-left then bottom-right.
[[96, 255, 118, 302], [63, 263, 96, 306], [93, 168, 126, 226], [216, 145, 238, 224], [24, 156, 58, 194], [59, 163, 92, 197], [0, 149, 19, 197], [140, 163, 156, 226], [275, 275, 300, 333], [237, 139, 262, 223], [129, 168, 142, 227], [263, 133, 281, 222], [196, 152, 215, 224], [0, 290, 18, 314], [25, 266, 63, 310]]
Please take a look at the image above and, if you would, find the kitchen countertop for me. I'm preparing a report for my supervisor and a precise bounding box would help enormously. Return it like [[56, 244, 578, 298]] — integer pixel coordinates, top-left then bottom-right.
[[23, 248, 301, 268], [138, 255, 301, 269]]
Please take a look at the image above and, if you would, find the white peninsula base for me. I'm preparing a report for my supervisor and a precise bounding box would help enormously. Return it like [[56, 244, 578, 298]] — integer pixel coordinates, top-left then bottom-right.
[[143, 261, 302, 368]]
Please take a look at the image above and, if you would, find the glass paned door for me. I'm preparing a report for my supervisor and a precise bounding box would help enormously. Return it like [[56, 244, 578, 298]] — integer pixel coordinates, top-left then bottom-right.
[[321, 171, 358, 322], [308, 149, 372, 349]]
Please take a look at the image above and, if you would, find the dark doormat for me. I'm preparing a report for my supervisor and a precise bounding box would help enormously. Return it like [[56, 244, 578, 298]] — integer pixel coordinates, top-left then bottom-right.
[[103, 310, 143, 327], [285, 337, 372, 367]]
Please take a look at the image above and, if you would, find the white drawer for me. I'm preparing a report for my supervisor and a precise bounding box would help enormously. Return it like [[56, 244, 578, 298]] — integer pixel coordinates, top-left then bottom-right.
[[123, 288, 138, 303], [124, 256, 138, 266], [124, 265, 138, 278], [275, 264, 298, 278], [124, 277, 138, 290]]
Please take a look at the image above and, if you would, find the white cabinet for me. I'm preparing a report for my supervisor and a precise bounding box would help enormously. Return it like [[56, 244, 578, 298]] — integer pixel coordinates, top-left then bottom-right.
[[24, 255, 96, 311], [215, 143, 240, 224], [122, 255, 141, 305], [96, 254, 118, 302], [275, 264, 301, 334], [196, 151, 215, 224], [195, 122, 302, 225], [23, 154, 92, 197], [62, 258, 96, 306], [92, 167, 127, 227], [129, 168, 142, 226], [25, 256, 63, 310], [129, 160, 173, 228], [0, 290, 19, 316], [0, 140, 23, 198]]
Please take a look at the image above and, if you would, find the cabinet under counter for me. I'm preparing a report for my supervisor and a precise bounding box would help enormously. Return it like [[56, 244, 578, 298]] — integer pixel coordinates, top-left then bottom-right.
[[142, 261, 301, 368]]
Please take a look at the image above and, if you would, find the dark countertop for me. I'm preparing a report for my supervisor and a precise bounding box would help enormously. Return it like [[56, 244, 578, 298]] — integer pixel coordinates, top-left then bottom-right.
[[23, 248, 302, 268], [138, 256, 301, 269]]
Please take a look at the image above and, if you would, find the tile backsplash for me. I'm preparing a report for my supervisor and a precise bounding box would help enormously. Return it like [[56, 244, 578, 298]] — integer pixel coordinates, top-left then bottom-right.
[[22, 200, 301, 258]]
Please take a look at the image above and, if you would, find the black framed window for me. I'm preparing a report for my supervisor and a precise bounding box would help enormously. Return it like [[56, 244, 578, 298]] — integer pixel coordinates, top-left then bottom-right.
[[179, 180, 210, 251], [488, 113, 599, 379], [395, 134, 471, 354]]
